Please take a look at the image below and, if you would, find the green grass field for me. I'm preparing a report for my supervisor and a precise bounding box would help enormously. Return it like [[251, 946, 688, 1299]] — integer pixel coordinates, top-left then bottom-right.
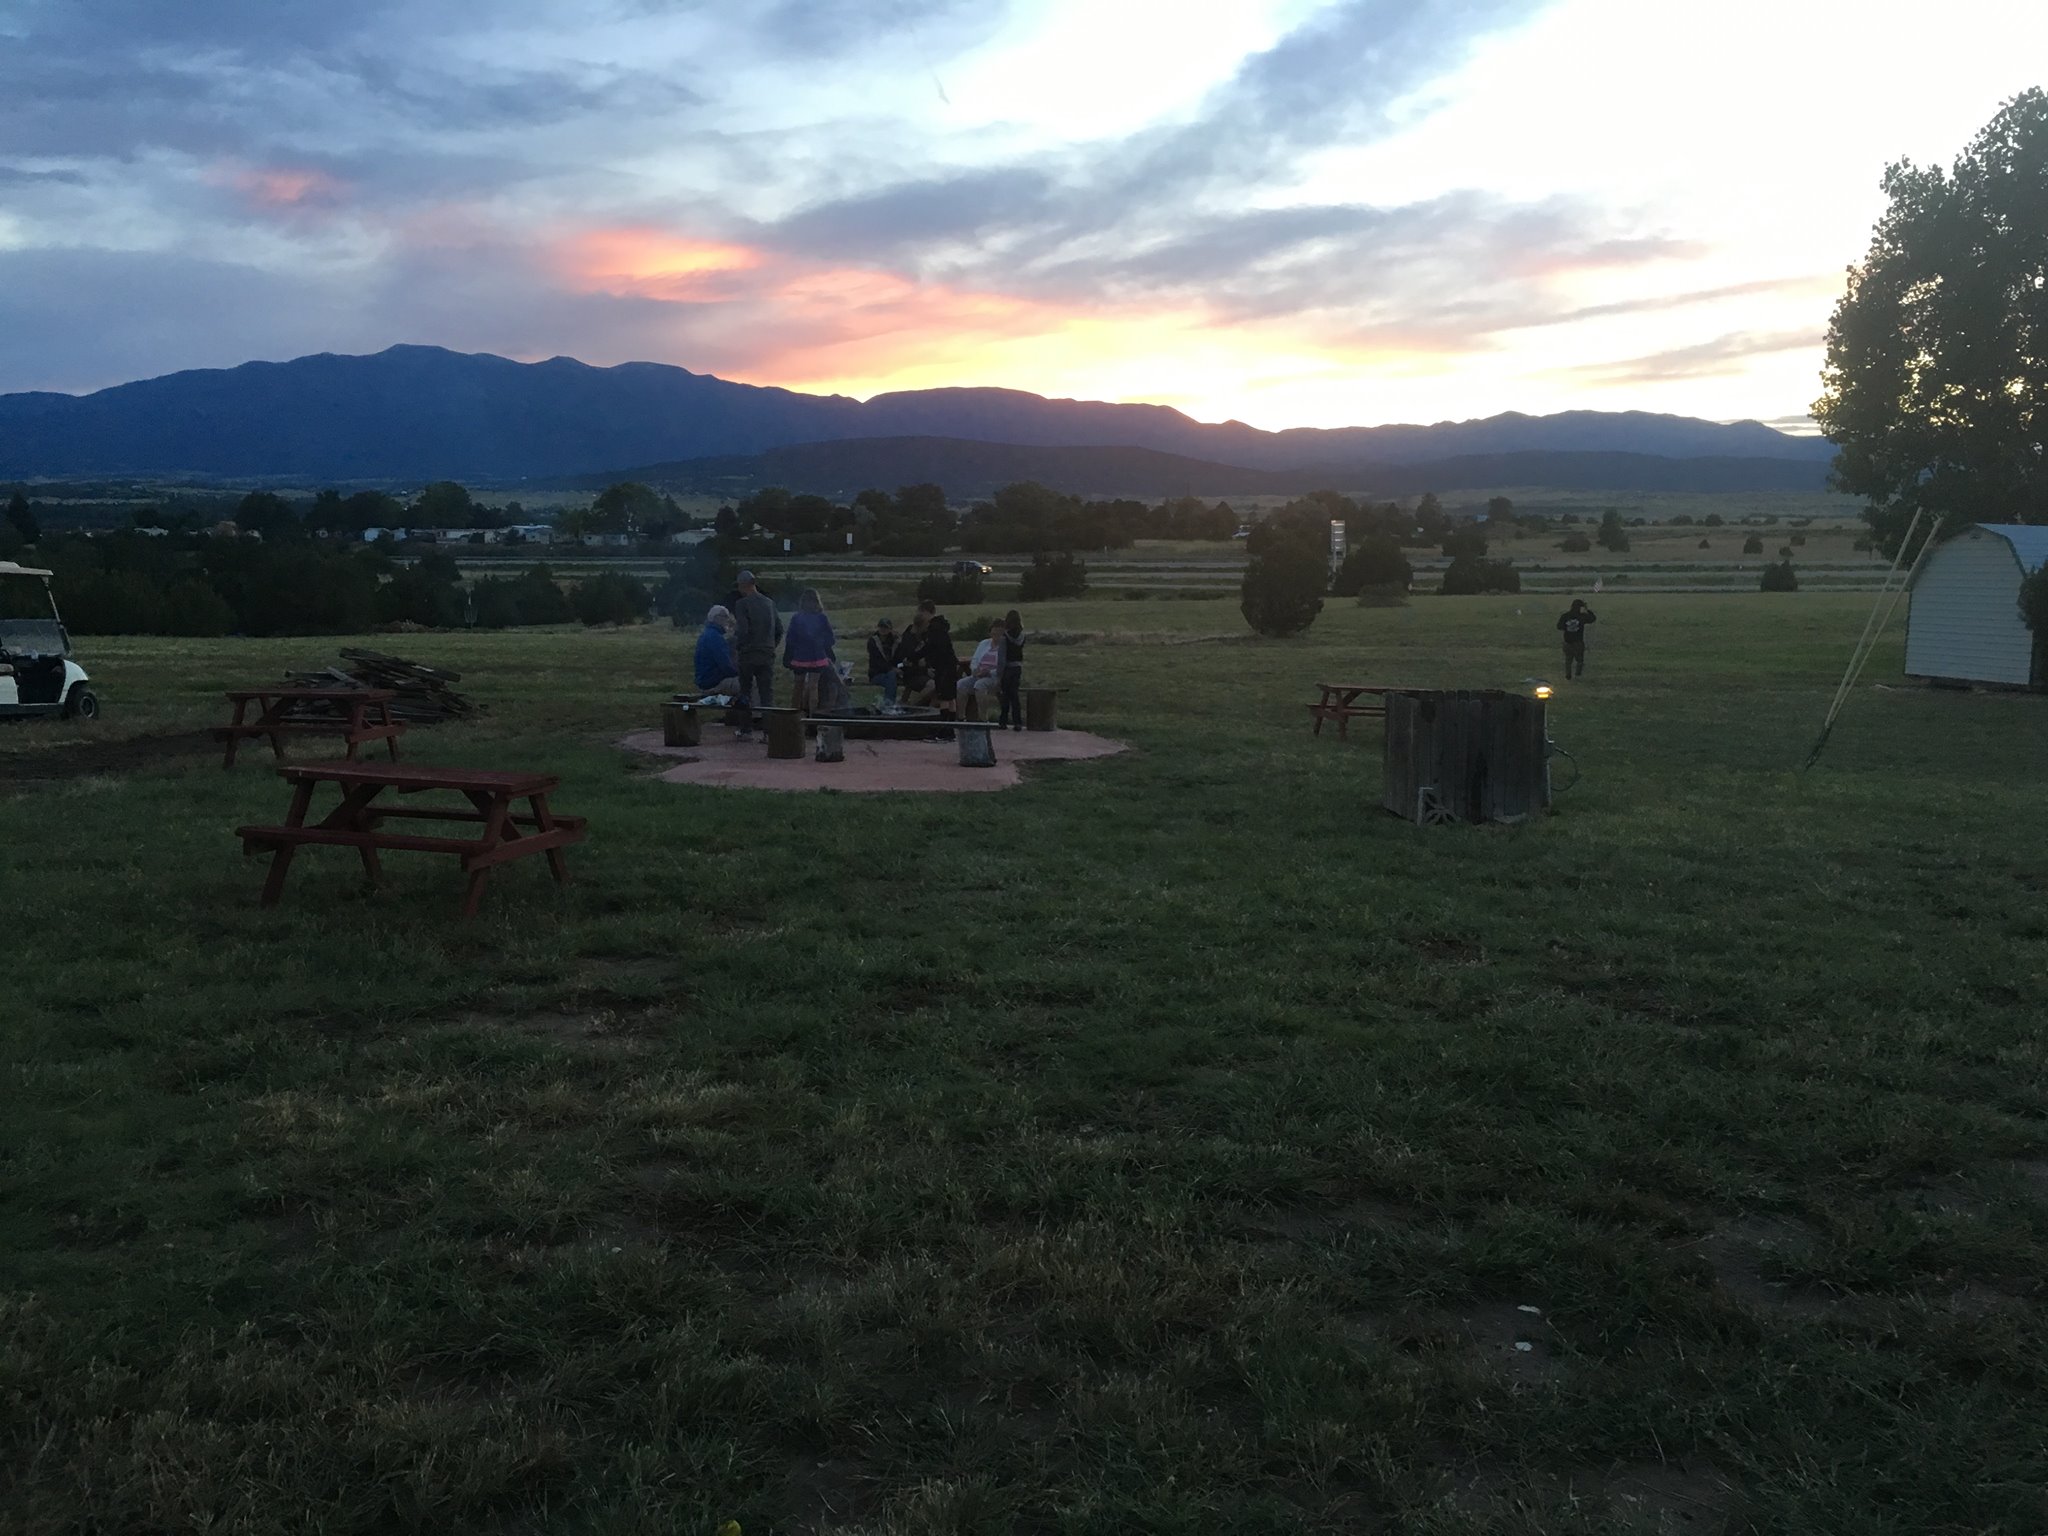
[[4, 594, 2045, 1534]]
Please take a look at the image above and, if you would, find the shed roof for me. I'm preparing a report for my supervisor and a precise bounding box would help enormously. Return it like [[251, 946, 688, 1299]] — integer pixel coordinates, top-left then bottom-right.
[[1976, 524, 2048, 573], [0, 560, 53, 579]]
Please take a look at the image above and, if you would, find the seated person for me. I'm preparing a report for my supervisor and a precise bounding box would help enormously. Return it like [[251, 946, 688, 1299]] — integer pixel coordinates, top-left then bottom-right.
[[955, 619, 1006, 719], [693, 605, 740, 696]]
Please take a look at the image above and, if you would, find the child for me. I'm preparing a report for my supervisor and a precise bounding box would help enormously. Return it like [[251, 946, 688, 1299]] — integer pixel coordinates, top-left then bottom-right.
[[998, 608, 1026, 730]]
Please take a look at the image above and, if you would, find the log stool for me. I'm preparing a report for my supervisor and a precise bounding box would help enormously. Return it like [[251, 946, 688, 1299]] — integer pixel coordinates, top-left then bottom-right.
[[661, 700, 702, 747], [957, 721, 996, 767], [1024, 687, 1060, 732], [815, 723, 845, 763], [760, 708, 804, 760]]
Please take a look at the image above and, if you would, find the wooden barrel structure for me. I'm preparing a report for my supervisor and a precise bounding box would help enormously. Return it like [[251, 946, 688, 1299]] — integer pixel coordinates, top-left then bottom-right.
[[661, 700, 702, 748], [1382, 689, 1548, 825], [1024, 687, 1059, 732], [760, 708, 805, 760]]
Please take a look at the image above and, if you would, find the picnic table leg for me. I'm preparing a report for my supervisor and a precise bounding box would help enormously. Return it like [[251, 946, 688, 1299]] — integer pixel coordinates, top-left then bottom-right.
[[460, 868, 492, 920], [259, 778, 318, 906], [529, 792, 571, 884], [264, 701, 289, 762], [382, 702, 401, 761], [454, 791, 514, 918], [343, 702, 363, 762]]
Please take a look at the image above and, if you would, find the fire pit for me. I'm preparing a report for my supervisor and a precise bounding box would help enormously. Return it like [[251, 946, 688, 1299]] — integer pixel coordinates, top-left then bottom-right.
[[804, 705, 951, 742]]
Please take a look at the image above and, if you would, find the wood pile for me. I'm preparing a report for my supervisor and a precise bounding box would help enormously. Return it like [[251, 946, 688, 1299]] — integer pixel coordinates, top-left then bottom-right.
[[285, 648, 481, 723]]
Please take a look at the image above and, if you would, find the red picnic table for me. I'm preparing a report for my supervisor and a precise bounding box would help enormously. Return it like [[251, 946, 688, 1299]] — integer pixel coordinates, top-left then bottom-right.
[[1307, 682, 1422, 738], [237, 761, 587, 917], [215, 686, 406, 769]]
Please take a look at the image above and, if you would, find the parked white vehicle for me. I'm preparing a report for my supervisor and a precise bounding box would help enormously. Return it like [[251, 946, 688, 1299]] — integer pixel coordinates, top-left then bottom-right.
[[0, 561, 98, 721]]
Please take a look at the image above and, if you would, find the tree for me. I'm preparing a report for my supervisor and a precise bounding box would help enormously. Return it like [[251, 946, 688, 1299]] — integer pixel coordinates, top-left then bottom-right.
[[1760, 561, 1800, 592], [1485, 496, 1514, 522], [1330, 535, 1411, 596], [573, 572, 650, 626], [1439, 557, 1521, 595], [6, 490, 39, 545], [1018, 551, 1088, 601], [412, 481, 475, 528], [1596, 509, 1631, 552], [1439, 524, 1488, 561], [1559, 532, 1593, 553], [1743, 534, 1766, 555], [1239, 510, 1325, 637], [234, 491, 299, 540], [1815, 90, 2048, 557]]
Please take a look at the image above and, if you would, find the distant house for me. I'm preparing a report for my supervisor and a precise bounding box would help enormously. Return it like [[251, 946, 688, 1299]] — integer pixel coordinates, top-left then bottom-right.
[[361, 527, 409, 544], [504, 524, 554, 544], [1906, 524, 2048, 687]]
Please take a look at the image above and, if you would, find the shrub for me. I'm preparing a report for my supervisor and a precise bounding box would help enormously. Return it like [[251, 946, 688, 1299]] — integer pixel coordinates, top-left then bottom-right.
[[1703, 512, 1726, 527], [1672, 514, 1694, 525], [1016, 551, 1087, 601], [918, 572, 984, 604], [1742, 535, 1766, 555], [1558, 532, 1593, 553], [1239, 512, 1326, 636], [1698, 539, 1711, 549], [573, 571, 650, 625], [162, 580, 233, 637], [1760, 561, 1800, 592], [1330, 535, 1412, 596], [474, 565, 571, 628], [1779, 545, 1794, 558], [1439, 556, 1521, 595], [1791, 533, 1807, 546]]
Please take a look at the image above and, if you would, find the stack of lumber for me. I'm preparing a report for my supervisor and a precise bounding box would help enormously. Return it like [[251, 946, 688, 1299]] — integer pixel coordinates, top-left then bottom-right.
[[284, 648, 481, 723]]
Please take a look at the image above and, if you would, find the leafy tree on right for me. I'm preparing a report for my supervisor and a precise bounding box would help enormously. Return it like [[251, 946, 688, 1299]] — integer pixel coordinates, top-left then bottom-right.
[[1814, 89, 2048, 558]]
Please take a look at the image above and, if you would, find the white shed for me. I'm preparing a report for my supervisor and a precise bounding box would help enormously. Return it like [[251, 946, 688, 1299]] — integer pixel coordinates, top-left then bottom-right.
[[1905, 523, 2048, 687]]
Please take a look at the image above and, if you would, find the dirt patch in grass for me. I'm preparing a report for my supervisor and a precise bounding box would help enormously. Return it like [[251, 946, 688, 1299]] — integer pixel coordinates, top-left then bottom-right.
[[1246, 1195, 1417, 1242], [0, 728, 218, 783], [1685, 1216, 1842, 1317], [453, 1005, 663, 1056], [782, 1452, 875, 1532], [1361, 1299, 1561, 1386], [1449, 1456, 1737, 1532]]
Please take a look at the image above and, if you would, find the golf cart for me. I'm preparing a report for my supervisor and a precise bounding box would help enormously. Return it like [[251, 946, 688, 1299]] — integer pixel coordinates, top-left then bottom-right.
[[0, 561, 98, 720]]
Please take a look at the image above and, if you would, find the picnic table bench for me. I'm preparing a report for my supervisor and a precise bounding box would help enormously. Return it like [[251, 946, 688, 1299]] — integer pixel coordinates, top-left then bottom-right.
[[1307, 682, 1421, 738], [215, 686, 406, 769], [237, 761, 587, 917]]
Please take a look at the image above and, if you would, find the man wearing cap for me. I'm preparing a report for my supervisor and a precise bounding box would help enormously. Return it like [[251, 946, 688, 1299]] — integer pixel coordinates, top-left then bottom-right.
[[731, 570, 782, 738]]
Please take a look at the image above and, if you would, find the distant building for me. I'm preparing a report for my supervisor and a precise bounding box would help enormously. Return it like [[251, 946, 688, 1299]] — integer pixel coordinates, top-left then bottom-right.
[[361, 527, 410, 543], [504, 524, 554, 544], [1906, 524, 2048, 687]]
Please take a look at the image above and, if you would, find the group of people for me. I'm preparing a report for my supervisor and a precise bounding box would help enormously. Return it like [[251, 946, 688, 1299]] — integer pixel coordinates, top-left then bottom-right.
[[691, 570, 1029, 736], [865, 603, 1027, 726]]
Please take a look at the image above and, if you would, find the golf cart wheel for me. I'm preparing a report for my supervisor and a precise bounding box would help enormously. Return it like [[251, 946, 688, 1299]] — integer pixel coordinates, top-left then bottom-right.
[[64, 686, 100, 721]]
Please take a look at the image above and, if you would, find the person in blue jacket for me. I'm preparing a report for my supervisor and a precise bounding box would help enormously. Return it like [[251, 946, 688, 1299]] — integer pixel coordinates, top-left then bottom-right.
[[694, 605, 740, 697]]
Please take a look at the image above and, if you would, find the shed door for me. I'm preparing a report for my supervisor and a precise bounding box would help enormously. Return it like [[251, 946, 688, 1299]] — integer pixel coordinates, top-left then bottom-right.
[[1907, 533, 2032, 685]]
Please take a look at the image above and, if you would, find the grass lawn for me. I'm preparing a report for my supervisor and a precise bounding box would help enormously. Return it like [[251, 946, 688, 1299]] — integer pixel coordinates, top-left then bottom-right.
[[3, 594, 2045, 1534]]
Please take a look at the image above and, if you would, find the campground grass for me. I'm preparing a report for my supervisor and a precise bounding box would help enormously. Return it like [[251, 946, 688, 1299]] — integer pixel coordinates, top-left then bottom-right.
[[3, 593, 2046, 1534]]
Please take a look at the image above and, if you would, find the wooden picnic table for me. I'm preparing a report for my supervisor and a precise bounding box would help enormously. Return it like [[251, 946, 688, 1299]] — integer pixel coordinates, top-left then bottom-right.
[[215, 686, 406, 769], [1307, 682, 1421, 738], [236, 761, 587, 918]]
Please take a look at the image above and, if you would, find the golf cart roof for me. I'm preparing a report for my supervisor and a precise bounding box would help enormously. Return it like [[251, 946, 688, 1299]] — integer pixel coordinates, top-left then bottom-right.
[[0, 561, 53, 579]]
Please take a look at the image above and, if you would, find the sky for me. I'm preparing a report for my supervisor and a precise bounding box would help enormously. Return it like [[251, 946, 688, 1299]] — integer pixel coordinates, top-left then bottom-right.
[[1, 0, 2043, 431]]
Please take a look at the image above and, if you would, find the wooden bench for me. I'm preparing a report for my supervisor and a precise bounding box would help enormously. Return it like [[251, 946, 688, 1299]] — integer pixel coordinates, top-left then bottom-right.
[[1307, 683, 1417, 738], [215, 687, 406, 768], [237, 761, 586, 917]]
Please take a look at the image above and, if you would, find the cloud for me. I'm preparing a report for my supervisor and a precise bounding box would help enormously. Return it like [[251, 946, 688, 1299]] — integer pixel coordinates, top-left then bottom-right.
[[1568, 329, 1826, 384]]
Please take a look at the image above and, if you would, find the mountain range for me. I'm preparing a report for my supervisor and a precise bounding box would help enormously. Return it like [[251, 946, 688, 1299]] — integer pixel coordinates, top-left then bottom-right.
[[0, 344, 1837, 493]]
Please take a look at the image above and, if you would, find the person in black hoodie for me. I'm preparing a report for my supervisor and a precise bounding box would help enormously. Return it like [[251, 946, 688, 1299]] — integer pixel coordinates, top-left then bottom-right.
[[923, 609, 960, 716], [997, 608, 1026, 730]]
